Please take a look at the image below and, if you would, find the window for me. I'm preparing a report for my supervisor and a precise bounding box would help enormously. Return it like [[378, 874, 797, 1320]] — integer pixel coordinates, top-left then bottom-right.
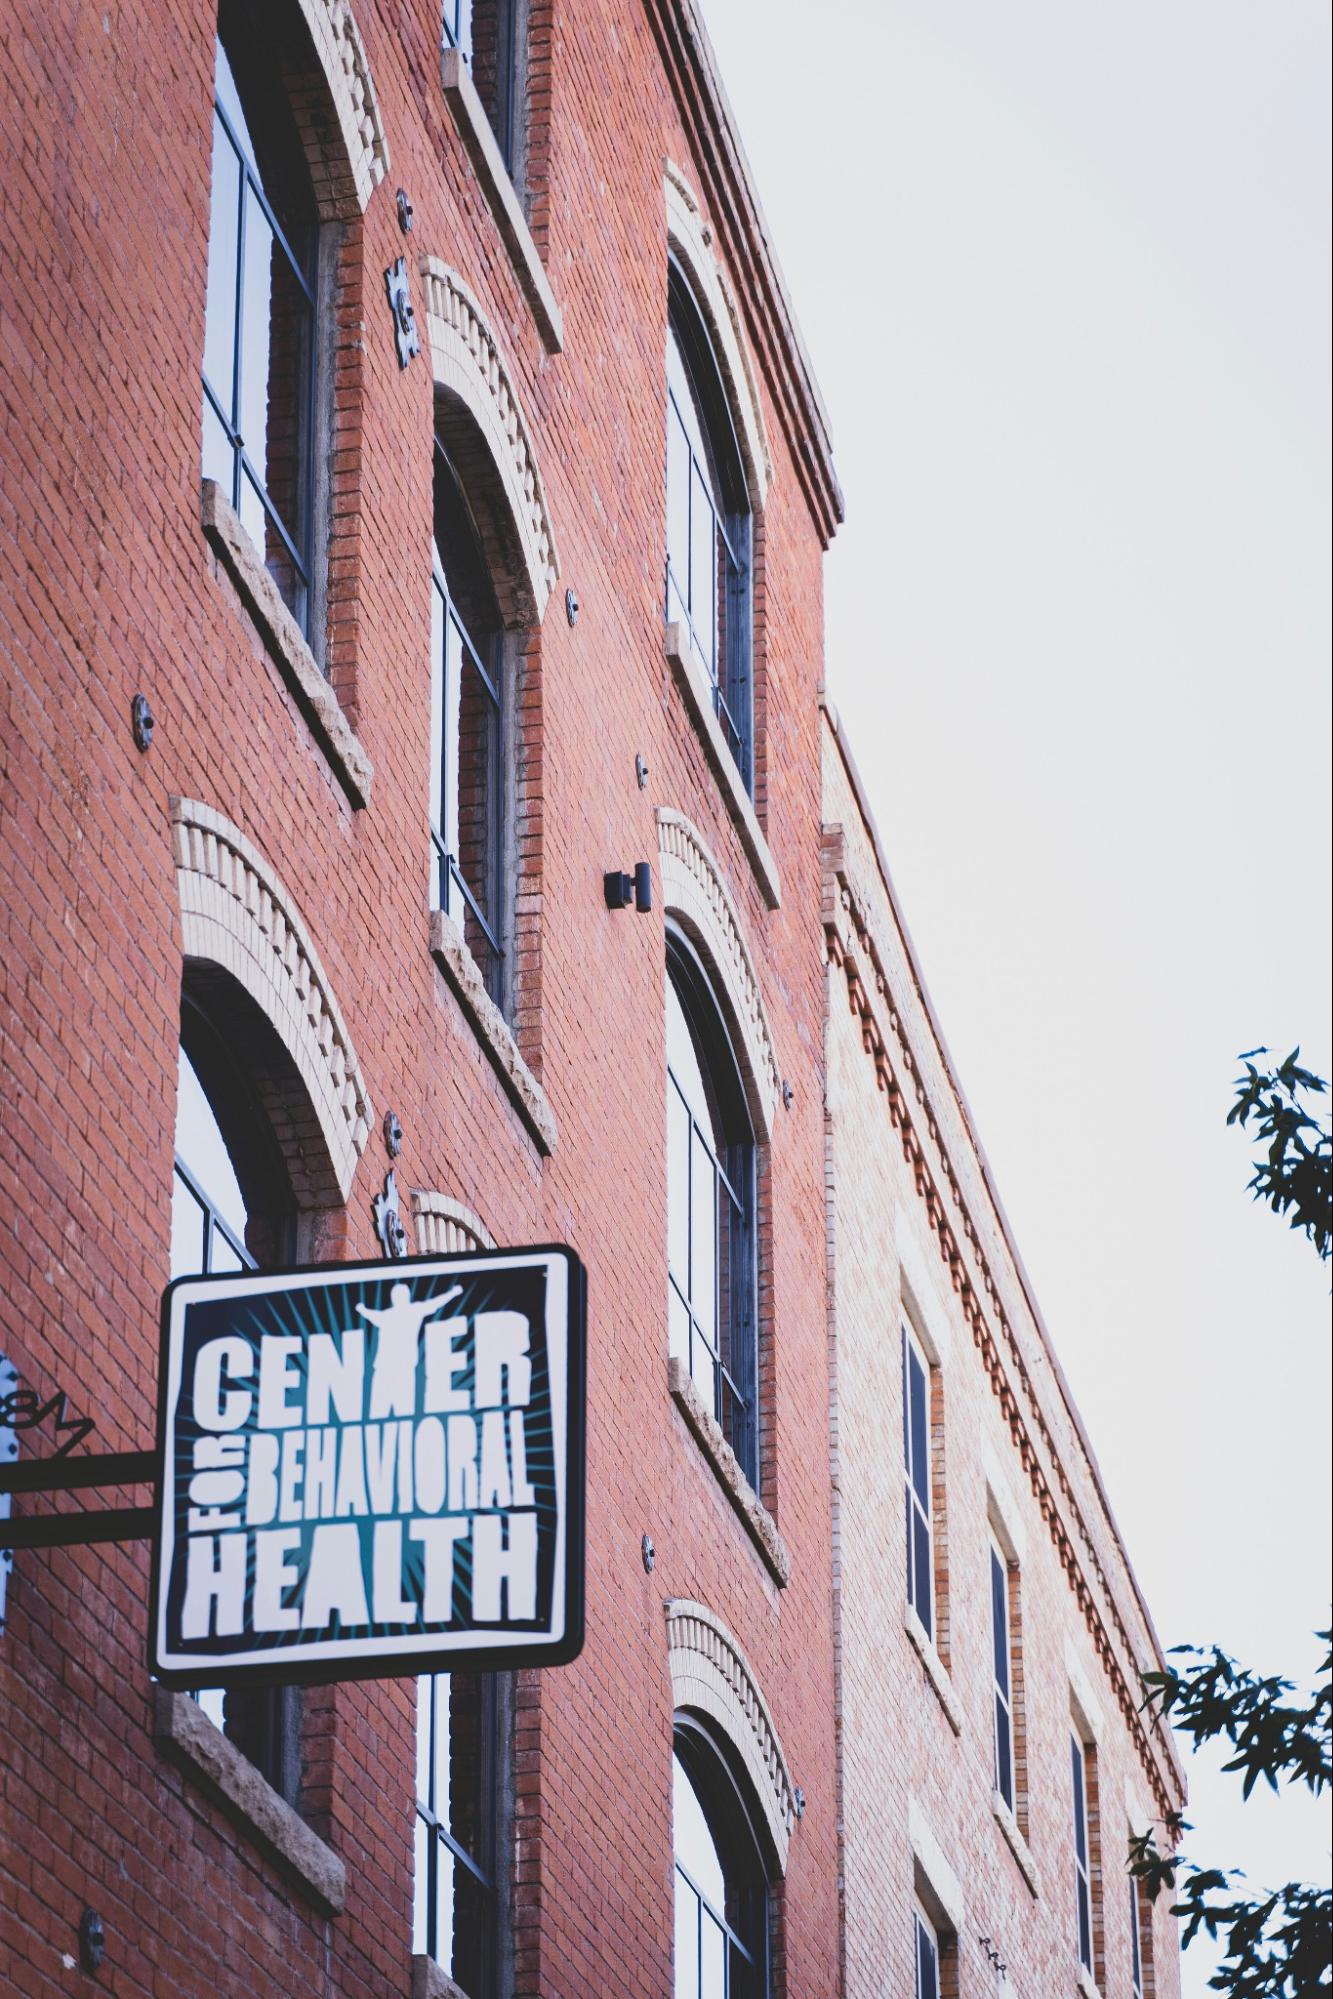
[[902, 1323, 935, 1642], [1071, 1731, 1101, 1981], [990, 1538, 1015, 1811], [666, 933, 758, 1487], [673, 1723, 769, 1999], [914, 1905, 940, 1999], [442, 0, 520, 175], [171, 1010, 299, 1802], [431, 441, 506, 1006], [414, 1672, 502, 1998], [202, 7, 317, 634], [1128, 1849, 1153, 1996], [665, 265, 753, 790]]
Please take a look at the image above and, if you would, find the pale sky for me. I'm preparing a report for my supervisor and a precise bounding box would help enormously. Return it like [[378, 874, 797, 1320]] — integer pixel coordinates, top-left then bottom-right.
[[696, 2, 1333, 1989]]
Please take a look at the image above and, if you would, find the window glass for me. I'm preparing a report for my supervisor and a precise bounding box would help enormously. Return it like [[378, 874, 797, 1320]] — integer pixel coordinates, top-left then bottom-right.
[[430, 442, 505, 1006], [672, 1742, 765, 1999], [415, 1672, 497, 1995], [665, 949, 757, 1485], [914, 1909, 940, 1999], [174, 1049, 247, 1255], [1072, 1733, 1093, 1972], [902, 1326, 934, 1639], [203, 30, 316, 631], [172, 1039, 257, 1739], [991, 1541, 1014, 1810], [664, 275, 752, 790]]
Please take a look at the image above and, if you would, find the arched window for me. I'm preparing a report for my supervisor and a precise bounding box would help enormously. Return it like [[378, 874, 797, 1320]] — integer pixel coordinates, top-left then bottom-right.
[[431, 440, 506, 1006], [171, 991, 300, 1799], [666, 932, 758, 1486], [665, 265, 753, 790], [414, 1671, 503, 1997], [673, 1720, 769, 1999], [202, 3, 318, 633]]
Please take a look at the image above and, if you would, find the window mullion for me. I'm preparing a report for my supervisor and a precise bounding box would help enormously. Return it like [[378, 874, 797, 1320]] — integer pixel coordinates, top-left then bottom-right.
[[230, 156, 247, 506]]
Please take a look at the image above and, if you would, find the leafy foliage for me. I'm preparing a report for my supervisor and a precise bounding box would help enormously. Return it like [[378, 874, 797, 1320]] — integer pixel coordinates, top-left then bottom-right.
[[1128, 1057, 1332, 1995], [1228, 1049, 1331, 1263]]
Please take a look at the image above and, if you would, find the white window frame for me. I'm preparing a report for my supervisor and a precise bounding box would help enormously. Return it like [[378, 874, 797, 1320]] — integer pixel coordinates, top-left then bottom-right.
[[990, 1535, 1016, 1812], [1129, 1857, 1145, 1997], [902, 1320, 935, 1640], [914, 1901, 941, 1999], [1071, 1729, 1094, 1976]]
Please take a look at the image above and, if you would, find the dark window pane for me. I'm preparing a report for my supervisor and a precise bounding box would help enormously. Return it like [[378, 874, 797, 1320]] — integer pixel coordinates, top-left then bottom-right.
[[1071, 1736, 1088, 1861], [908, 1345, 929, 1508], [991, 1548, 1010, 1695], [432, 446, 504, 1003], [915, 1914, 939, 1999], [995, 1692, 1013, 1807], [913, 1511, 933, 1640]]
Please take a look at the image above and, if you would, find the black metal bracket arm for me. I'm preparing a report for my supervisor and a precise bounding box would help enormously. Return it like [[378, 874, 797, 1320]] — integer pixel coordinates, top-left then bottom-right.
[[0, 1449, 158, 1551]]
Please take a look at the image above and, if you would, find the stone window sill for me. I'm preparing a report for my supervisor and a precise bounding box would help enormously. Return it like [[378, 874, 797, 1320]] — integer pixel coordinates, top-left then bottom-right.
[[1077, 1966, 1101, 1999], [153, 1688, 345, 1914], [411, 1956, 473, 1999], [429, 908, 557, 1155], [992, 1790, 1040, 1897], [440, 50, 563, 355], [903, 1604, 963, 1736], [663, 625, 781, 910], [201, 481, 373, 809], [668, 1357, 790, 1587]]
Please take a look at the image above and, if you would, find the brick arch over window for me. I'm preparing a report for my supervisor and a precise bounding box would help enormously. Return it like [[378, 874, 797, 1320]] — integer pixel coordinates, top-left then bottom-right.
[[664, 162, 771, 507], [171, 798, 373, 1202], [410, 1192, 495, 1254], [657, 808, 780, 1136], [666, 1599, 797, 1874], [419, 257, 560, 625], [291, 0, 390, 217]]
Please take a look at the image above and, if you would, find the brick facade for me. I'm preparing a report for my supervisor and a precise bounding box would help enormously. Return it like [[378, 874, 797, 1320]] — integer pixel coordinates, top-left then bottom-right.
[[822, 702, 1185, 1997], [0, 3, 1179, 1996]]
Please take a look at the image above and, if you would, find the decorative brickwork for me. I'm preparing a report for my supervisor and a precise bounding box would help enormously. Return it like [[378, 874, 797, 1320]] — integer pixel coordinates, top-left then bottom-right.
[[172, 798, 373, 1200], [666, 1598, 797, 1872], [293, 0, 390, 216], [664, 162, 772, 504], [410, 1191, 496, 1254], [656, 807, 780, 1133], [825, 825, 1176, 1819], [419, 258, 560, 622]]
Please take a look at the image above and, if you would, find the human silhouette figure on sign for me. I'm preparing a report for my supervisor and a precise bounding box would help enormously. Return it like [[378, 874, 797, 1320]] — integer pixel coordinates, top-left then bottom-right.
[[357, 1282, 462, 1418]]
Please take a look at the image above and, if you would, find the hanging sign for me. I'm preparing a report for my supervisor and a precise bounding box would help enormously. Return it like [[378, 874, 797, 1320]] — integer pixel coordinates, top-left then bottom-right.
[[150, 1246, 585, 1687]]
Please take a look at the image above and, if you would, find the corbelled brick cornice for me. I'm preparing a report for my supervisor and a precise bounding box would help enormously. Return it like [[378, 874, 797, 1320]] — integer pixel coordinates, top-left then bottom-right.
[[824, 825, 1185, 1815]]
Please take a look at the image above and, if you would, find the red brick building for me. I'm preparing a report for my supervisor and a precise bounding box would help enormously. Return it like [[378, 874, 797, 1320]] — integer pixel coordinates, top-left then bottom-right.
[[0, 3, 1181, 1997]]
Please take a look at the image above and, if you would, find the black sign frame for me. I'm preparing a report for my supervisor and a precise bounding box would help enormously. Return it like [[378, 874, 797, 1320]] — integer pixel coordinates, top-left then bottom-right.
[[149, 1244, 586, 1690]]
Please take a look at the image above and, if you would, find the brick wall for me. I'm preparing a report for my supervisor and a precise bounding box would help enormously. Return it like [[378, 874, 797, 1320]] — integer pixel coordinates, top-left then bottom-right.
[[823, 704, 1183, 1998], [0, 1, 837, 1994]]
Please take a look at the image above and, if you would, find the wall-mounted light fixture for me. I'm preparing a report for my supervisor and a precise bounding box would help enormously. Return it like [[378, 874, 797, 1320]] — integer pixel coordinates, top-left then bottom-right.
[[604, 863, 652, 913]]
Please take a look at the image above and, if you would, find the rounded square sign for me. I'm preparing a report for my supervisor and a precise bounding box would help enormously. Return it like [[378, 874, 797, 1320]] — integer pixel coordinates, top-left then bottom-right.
[[150, 1246, 585, 1686]]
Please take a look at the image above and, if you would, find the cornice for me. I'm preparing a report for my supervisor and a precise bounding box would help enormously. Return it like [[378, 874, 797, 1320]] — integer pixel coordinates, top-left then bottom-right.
[[824, 830, 1185, 1814], [644, 0, 844, 547]]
